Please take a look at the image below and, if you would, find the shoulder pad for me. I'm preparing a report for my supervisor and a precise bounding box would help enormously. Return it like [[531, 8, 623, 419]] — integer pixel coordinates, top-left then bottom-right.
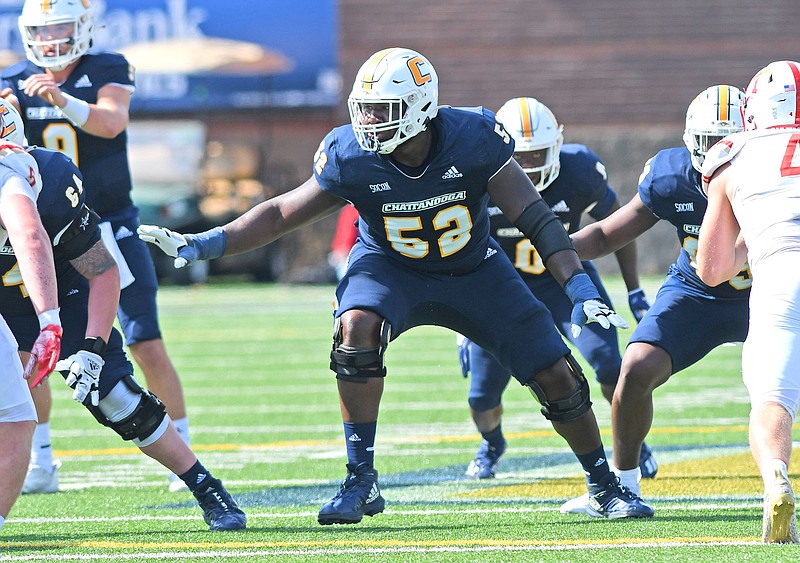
[[1, 61, 29, 79], [85, 51, 130, 68], [0, 143, 41, 199], [701, 132, 747, 193]]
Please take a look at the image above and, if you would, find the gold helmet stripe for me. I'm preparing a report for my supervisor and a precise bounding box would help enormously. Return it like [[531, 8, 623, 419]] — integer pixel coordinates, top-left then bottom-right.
[[517, 98, 533, 138], [717, 86, 729, 122], [360, 48, 396, 90]]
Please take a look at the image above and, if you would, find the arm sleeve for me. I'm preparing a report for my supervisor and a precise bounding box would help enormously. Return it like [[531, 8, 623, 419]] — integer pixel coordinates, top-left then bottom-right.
[[0, 167, 37, 201]]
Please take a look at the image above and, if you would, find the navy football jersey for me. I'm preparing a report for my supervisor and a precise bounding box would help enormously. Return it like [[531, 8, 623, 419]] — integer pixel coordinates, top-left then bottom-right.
[[2, 53, 136, 216], [0, 148, 99, 318], [490, 143, 616, 281], [315, 107, 514, 274], [638, 147, 752, 298]]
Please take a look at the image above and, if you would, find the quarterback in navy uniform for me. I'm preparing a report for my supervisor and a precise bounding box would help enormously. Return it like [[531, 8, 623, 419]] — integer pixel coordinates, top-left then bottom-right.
[[139, 47, 654, 524], [1, 0, 193, 493], [0, 100, 246, 531], [569, 85, 751, 513], [458, 97, 655, 483]]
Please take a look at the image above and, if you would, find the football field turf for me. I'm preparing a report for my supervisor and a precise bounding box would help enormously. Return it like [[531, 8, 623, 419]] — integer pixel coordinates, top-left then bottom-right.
[[3, 278, 800, 562]]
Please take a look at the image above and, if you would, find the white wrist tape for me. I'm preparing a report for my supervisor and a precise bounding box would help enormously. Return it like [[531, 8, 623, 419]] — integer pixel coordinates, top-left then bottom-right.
[[38, 308, 61, 329], [59, 93, 90, 127]]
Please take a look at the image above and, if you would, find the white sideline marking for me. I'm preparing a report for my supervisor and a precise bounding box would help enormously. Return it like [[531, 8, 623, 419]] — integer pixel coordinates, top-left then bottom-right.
[[9, 501, 761, 525], [0, 540, 763, 561]]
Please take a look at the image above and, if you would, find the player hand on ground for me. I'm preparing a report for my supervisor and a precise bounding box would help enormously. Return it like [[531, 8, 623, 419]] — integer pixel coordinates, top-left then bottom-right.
[[628, 288, 651, 323], [138, 225, 226, 269], [24, 324, 63, 388], [57, 350, 103, 406]]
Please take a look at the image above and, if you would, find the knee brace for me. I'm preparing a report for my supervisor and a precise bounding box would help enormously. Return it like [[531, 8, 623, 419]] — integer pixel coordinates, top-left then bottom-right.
[[86, 375, 168, 446], [525, 353, 592, 422], [330, 316, 391, 383]]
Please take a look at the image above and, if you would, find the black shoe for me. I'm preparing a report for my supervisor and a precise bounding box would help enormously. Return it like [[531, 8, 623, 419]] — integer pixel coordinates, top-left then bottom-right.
[[318, 462, 385, 525], [193, 477, 247, 531]]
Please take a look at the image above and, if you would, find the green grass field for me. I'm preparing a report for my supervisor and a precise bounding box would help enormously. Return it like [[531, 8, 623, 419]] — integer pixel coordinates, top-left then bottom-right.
[[3, 277, 799, 562]]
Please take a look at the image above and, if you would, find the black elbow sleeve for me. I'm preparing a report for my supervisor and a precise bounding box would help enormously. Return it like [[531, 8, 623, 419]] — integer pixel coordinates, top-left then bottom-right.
[[513, 199, 574, 262]]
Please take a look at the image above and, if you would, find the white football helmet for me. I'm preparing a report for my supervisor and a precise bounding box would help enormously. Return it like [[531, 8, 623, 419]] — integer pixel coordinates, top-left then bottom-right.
[[19, 0, 94, 71], [742, 60, 800, 131], [682, 85, 744, 172], [0, 98, 26, 146], [348, 48, 439, 154], [495, 97, 563, 191]]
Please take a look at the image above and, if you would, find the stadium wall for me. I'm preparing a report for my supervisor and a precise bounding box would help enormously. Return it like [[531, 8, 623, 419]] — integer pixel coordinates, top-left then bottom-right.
[[200, 0, 800, 280]]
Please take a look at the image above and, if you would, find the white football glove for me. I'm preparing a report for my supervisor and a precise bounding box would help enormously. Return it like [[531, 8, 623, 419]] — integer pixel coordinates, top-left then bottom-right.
[[571, 299, 629, 339], [136, 225, 190, 267], [138, 225, 226, 269], [57, 350, 103, 406]]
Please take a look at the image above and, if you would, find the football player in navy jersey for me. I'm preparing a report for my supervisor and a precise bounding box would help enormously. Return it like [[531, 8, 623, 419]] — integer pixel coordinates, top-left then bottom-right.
[[0, 106, 60, 531], [0, 0, 194, 493], [567, 85, 750, 514], [0, 99, 246, 532], [458, 97, 655, 484], [139, 47, 654, 525]]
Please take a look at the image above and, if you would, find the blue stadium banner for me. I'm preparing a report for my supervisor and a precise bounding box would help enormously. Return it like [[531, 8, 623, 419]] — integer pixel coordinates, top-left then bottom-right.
[[0, 0, 340, 113]]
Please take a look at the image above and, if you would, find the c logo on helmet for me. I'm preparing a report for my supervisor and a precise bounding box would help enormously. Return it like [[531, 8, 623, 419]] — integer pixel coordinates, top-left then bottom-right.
[[40, 0, 91, 12], [0, 105, 16, 141], [407, 56, 431, 87]]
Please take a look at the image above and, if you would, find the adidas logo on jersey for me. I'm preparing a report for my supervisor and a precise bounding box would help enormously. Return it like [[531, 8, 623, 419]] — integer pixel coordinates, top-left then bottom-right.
[[73, 74, 93, 88], [484, 247, 497, 260], [348, 433, 362, 442], [441, 166, 463, 179], [551, 200, 569, 213]]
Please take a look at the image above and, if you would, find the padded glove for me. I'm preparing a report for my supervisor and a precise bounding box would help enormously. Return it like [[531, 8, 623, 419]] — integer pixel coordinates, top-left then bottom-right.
[[137, 225, 226, 268], [57, 348, 104, 406], [627, 288, 651, 323], [24, 324, 63, 388], [564, 273, 629, 338]]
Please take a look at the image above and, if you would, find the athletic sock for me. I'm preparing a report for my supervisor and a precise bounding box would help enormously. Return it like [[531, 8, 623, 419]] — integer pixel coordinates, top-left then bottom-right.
[[179, 460, 211, 492], [343, 421, 377, 467], [480, 423, 504, 449], [30, 422, 54, 470], [763, 458, 790, 487], [616, 467, 642, 496], [576, 446, 611, 487]]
